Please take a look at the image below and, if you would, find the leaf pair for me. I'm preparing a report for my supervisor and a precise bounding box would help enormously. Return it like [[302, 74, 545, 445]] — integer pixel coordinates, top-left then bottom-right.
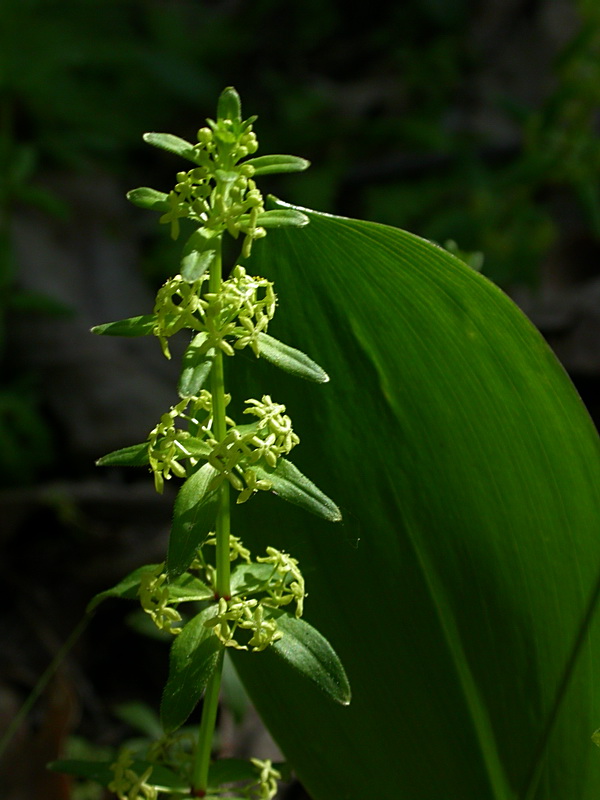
[[95, 443, 340, 579], [167, 457, 340, 578], [132, 129, 310, 176], [92, 317, 328, 388], [49, 755, 283, 797]]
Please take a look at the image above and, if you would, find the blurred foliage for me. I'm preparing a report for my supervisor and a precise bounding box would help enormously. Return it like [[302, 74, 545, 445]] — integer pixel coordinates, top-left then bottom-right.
[[0, 0, 599, 485]]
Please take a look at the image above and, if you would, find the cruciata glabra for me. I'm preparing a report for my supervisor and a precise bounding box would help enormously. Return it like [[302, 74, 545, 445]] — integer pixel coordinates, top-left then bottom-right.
[[50, 87, 350, 800]]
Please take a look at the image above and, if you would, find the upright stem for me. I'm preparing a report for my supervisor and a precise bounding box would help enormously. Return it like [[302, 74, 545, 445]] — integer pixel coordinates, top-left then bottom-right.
[[191, 236, 231, 795], [191, 651, 224, 795], [209, 237, 231, 600]]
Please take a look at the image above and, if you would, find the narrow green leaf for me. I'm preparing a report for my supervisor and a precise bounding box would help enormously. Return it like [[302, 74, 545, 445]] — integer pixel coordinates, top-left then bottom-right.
[[126, 187, 169, 212], [177, 437, 212, 460], [95, 442, 149, 468], [181, 249, 215, 282], [254, 458, 341, 522], [167, 463, 219, 577], [257, 332, 329, 383], [86, 565, 211, 613], [143, 132, 199, 164], [87, 563, 160, 612], [217, 86, 242, 123], [273, 612, 351, 705], [256, 209, 309, 229], [178, 333, 214, 398], [48, 760, 114, 785], [230, 562, 275, 596], [244, 155, 310, 175], [161, 606, 222, 732], [49, 759, 188, 792], [208, 758, 267, 788], [180, 228, 218, 282], [91, 315, 156, 337], [232, 612, 350, 706], [166, 573, 213, 603], [113, 701, 163, 739]]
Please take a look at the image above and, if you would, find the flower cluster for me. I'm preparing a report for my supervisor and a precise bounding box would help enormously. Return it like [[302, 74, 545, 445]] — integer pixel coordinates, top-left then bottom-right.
[[146, 391, 298, 504], [200, 538, 306, 651], [108, 750, 157, 800], [138, 565, 183, 635], [248, 758, 281, 800], [207, 395, 299, 503], [205, 596, 282, 652], [152, 265, 276, 360], [147, 391, 218, 493], [258, 546, 305, 618], [158, 115, 266, 258]]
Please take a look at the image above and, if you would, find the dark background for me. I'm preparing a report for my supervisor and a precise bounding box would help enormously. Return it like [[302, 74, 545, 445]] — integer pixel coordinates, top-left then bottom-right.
[[1, 1, 599, 797]]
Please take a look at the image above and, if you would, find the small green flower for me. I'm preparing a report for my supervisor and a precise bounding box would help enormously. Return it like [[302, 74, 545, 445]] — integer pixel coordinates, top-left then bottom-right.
[[108, 750, 157, 800], [249, 758, 281, 800], [204, 596, 282, 652], [153, 276, 204, 358], [244, 395, 299, 456], [258, 546, 306, 618], [138, 565, 183, 635]]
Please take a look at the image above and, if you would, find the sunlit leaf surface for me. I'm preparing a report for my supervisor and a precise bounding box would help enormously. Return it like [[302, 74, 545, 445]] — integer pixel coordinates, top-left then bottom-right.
[[230, 201, 600, 800]]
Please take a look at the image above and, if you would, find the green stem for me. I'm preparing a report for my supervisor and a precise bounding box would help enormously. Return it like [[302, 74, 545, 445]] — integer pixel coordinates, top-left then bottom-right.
[[209, 237, 231, 600], [191, 651, 224, 795], [191, 235, 231, 795]]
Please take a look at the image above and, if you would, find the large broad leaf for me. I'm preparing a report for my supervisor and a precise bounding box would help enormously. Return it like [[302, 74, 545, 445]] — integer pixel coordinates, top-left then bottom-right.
[[229, 200, 600, 800]]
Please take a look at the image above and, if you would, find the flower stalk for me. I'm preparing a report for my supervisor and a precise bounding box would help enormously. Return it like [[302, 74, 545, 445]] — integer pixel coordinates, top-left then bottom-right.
[[67, 86, 348, 800]]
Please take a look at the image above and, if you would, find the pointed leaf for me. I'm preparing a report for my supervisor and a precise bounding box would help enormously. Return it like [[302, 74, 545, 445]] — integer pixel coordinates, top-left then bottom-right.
[[167, 463, 219, 578], [166, 573, 213, 602], [91, 315, 156, 337], [87, 563, 160, 612], [178, 333, 214, 398], [87, 565, 212, 613], [113, 701, 163, 738], [217, 86, 242, 123], [256, 209, 309, 229], [207, 758, 285, 789], [161, 606, 222, 732], [49, 759, 188, 792], [180, 227, 218, 282], [257, 332, 328, 383], [254, 458, 341, 522], [143, 132, 200, 164], [48, 760, 114, 785], [95, 442, 149, 468], [272, 612, 351, 705], [230, 562, 275, 596], [244, 155, 310, 175], [232, 612, 350, 706], [126, 187, 170, 212]]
